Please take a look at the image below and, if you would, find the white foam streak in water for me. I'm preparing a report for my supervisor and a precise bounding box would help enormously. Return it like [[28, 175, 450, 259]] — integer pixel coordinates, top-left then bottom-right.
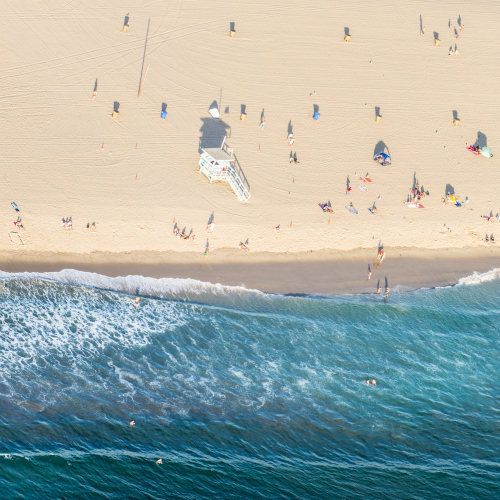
[[457, 267, 500, 286], [0, 268, 267, 303]]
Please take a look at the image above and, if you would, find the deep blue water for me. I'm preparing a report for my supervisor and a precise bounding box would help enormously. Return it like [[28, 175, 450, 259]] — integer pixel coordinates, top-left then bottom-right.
[[0, 270, 499, 499]]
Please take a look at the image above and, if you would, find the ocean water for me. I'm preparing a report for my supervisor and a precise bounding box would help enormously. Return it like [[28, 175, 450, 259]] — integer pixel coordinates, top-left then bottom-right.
[[0, 269, 499, 500]]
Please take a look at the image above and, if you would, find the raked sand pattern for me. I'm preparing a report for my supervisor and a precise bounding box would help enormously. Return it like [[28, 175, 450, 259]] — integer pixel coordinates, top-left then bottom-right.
[[1, 0, 500, 260]]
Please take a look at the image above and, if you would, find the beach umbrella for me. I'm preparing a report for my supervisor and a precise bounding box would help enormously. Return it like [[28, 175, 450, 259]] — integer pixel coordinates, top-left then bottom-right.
[[313, 111, 321, 120]]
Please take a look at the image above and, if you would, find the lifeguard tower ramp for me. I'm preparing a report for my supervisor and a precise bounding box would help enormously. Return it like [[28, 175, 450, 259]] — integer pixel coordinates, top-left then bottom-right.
[[199, 147, 250, 202]]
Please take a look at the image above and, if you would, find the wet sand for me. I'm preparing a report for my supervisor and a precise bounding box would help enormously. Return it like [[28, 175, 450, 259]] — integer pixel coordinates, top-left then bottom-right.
[[0, 247, 498, 295]]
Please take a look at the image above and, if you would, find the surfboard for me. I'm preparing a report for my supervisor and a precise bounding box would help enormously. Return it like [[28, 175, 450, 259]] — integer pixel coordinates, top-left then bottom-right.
[[357, 185, 367, 192], [359, 177, 373, 183]]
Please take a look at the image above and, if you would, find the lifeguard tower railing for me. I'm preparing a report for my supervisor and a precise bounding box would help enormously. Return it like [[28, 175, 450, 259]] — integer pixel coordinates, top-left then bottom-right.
[[199, 147, 250, 202]]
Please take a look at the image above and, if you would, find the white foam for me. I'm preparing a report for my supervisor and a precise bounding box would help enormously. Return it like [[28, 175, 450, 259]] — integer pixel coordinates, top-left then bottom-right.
[[0, 268, 267, 305], [458, 267, 500, 286]]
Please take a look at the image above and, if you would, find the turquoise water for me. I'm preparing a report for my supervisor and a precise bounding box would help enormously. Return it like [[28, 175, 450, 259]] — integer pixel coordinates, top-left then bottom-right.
[[0, 270, 499, 499]]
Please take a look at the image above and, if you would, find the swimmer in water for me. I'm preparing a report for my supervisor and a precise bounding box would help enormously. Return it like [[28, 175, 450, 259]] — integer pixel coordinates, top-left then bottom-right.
[[372, 379, 376, 386], [134, 297, 140, 308], [130, 421, 135, 427], [366, 380, 370, 385], [156, 459, 163, 465]]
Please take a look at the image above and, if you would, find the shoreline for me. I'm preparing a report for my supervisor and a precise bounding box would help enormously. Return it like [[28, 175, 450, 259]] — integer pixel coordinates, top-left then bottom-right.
[[0, 247, 499, 295]]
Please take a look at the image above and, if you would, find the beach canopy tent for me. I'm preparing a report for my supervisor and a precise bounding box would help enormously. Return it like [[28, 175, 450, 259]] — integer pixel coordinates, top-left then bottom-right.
[[481, 147, 493, 158], [374, 153, 392, 165]]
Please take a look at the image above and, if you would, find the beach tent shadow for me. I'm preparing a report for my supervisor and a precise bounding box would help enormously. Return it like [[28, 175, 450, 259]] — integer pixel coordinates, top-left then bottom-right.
[[373, 140, 390, 157], [472, 131, 487, 148]]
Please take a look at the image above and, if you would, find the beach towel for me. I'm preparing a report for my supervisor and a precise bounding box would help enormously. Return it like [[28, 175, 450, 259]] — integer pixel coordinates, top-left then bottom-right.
[[11, 202, 19, 212], [357, 185, 367, 192]]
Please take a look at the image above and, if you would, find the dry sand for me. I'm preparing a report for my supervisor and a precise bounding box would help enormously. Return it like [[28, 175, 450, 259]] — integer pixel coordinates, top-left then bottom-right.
[[0, 0, 499, 291]]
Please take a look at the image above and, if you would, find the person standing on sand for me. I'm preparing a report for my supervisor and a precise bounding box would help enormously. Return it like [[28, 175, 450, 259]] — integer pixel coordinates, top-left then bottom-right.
[[385, 287, 390, 298]]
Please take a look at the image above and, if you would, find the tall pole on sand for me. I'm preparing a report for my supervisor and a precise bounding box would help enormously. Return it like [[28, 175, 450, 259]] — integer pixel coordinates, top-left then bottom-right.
[[138, 62, 150, 97]]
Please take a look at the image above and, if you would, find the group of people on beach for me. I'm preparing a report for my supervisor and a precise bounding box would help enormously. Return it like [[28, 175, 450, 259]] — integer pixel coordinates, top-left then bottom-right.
[[173, 224, 195, 240], [61, 217, 73, 231], [404, 180, 429, 208]]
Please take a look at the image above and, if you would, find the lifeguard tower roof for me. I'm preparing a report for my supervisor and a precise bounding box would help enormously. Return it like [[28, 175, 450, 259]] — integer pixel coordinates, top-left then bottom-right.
[[202, 148, 233, 162]]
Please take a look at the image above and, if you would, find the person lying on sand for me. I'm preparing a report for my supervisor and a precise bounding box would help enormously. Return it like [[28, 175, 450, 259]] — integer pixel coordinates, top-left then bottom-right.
[[239, 242, 250, 252], [481, 216, 495, 222], [318, 203, 333, 213]]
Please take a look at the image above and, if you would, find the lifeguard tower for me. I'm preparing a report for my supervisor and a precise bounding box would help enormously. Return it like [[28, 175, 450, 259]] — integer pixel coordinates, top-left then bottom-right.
[[198, 139, 250, 202]]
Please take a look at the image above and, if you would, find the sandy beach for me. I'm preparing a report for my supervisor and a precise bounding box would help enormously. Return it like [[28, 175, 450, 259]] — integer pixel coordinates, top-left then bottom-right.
[[1, 0, 499, 291]]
